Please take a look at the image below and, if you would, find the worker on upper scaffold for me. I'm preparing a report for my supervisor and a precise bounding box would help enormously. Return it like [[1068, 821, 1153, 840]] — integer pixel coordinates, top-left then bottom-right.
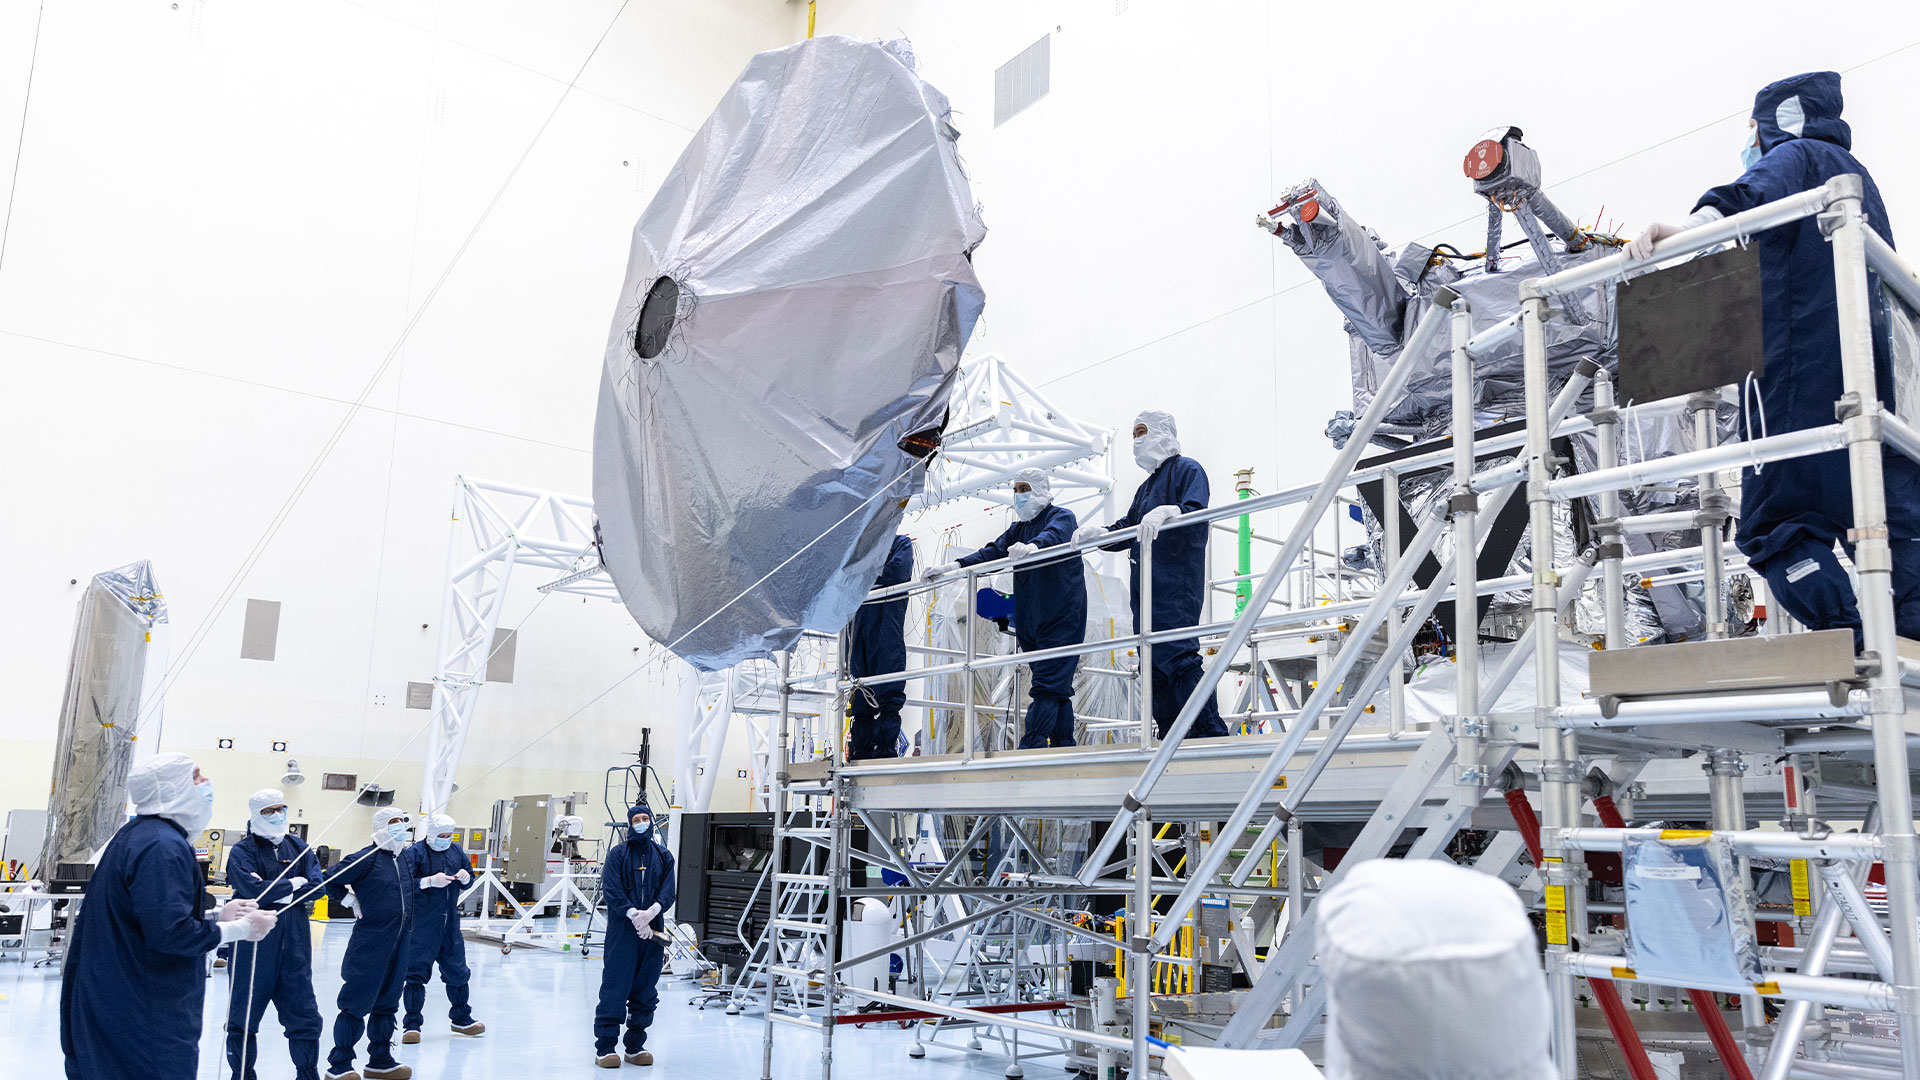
[[1628, 71, 1919, 648], [1075, 411, 1231, 741], [846, 533, 916, 760], [924, 468, 1087, 748]]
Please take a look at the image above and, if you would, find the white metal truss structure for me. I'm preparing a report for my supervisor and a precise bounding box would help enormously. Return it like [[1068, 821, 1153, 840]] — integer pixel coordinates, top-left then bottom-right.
[[911, 351, 1115, 516], [755, 179, 1920, 1080], [423, 354, 1111, 818], [420, 477, 609, 815]]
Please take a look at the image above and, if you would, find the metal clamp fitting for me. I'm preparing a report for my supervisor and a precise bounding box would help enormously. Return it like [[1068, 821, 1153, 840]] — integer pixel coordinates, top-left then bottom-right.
[[1122, 794, 1146, 814], [1448, 492, 1481, 515]]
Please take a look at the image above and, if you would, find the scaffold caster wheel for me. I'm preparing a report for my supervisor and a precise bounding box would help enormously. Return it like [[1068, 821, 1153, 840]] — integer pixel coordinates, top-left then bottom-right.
[[908, 1043, 926, 1059], [968, 1037, 984, 1051], [725, 1003, 741, 1015], [1005, 1065, 1024, 1079]]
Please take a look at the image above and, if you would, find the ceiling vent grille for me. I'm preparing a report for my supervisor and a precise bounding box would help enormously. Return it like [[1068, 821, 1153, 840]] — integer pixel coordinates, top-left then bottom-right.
[[993, 34, 1050, 127]]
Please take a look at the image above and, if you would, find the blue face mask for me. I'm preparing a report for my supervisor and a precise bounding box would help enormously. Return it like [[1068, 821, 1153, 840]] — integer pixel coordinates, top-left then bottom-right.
[[201, 782, 215, 807], [1013, 492, 1032, 516], [386, 824, 408, 843], [1741, 129, 1762, 172], [630, 820, 652, 841], [261, 810, 287, 828], [427, 836, 452, 852]]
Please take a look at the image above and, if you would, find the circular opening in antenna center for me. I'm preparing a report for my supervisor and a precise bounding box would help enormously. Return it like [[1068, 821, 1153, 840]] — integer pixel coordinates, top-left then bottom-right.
[[635, 276, 680, 360]]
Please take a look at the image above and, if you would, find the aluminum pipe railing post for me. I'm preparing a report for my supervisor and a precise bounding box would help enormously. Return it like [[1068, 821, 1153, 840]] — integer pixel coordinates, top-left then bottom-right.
[[1826, 173, 1920, 1080], [1449, 297, 1483, 807]]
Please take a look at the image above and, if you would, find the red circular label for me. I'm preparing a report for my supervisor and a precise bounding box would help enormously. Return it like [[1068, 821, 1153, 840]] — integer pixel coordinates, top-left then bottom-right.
[[1463, 139, 1504, 180]]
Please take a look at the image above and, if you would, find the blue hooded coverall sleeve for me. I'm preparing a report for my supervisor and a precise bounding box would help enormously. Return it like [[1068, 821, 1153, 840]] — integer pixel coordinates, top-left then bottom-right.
[[957, 526, 1015, 567]]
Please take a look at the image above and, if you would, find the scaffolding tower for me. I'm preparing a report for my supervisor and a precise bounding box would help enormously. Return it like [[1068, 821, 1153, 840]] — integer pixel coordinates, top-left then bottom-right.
[[753, 175, 1920, 1080]]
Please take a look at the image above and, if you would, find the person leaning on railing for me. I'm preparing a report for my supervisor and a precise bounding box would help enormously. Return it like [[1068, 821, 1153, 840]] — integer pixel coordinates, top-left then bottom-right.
[[1628, 71, 1919, 650]]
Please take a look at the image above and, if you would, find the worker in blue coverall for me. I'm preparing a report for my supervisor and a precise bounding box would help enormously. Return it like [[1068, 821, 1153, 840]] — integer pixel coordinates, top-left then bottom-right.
[[402, 814, 484, 1043], [325, 807, 418, 1080], [1076, 411, 1231, 740], [925, 467, 1088, 748], [594, 803, 677, 1068], [61, 753, 278, 1080], [1629, 71, 1920, 648], [226, 787, 328, 1080], [847, 533, 916, 760]]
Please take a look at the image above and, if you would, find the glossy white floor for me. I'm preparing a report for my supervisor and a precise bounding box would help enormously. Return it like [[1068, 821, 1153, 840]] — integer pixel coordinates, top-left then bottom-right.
[[0, 920, 1060, 1079]]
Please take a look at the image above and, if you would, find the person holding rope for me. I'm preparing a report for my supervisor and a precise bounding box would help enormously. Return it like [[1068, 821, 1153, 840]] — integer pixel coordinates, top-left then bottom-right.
[[61, 753, 278, 1080], [326, 807, 419, 1080], [400, 814, 483, 1044], [225, 788, 328, 1080]]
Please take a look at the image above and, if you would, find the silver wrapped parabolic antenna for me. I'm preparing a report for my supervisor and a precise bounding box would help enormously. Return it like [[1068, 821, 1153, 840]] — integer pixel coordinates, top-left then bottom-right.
[[592, 36, 985, 671]]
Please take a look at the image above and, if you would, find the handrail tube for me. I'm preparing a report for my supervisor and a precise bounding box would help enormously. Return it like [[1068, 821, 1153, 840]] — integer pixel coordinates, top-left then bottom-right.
[[1864, 228, 1920, 314], [1549, 423, 1847, 501], [865, 409, 1597, 609], [1883, 413, 1920, 467], [1561, 954, 1896, 1012], [1464, 311, 1522, 359], [1558, 689, 1868, 728], [1525, 185, 1833, 299], [1073, 301, 1463, 880], [1077, 353, 1590, 886], [1150, 481, 1522, 953], [1616, 510, 1703, 535], [1559, 827, 1881, 862]]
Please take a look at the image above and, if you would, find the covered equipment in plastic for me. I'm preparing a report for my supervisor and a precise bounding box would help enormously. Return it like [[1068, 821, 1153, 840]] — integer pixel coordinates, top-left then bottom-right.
[[592, 35, 986, 671], [40, 560, 169, 877], [1317, 858, 1552, 1080]]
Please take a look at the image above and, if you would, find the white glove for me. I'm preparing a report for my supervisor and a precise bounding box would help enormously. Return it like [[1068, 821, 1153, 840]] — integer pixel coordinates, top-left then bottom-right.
[[222, 897, 260, 919], [286, 877, 307, 892], [339, 891, 357, 911], [1625, 222, 1678, 263], [419, 872, 454, 890], [1008, 542, 1037, 560], [241, 910, 278, 942], [455, 870, 472, 885], [921, 561, 961, 581], [218, 919, 251, 944], [1625, 206, 1722, 262], [1140, 504, 1181, 532], [628, 907, 653, 939], [1072, 524, 1107, 546]]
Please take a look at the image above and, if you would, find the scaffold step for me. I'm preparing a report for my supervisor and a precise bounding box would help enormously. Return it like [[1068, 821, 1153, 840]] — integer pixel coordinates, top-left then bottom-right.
[[776, 873, 831, 886], [784, 827, 833, 838], [1588, 630, 1858, 718], [771, 965, 820, 981], [768, 1010, 827, 1031]]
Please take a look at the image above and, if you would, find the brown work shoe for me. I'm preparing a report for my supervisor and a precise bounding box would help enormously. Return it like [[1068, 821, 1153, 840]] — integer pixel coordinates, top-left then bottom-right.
[[596, 1053, 622, 1068], [400, 1030, 420, 1044], [451, 1021, 485, 1036], [364, 1067, 412, 1080], [324, 1073, 360, 1080], [624, 1051, 654, 1066]]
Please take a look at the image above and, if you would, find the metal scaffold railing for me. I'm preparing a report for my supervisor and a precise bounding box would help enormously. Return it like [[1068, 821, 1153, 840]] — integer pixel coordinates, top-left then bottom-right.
[[755, 175, 1920, 1080]]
